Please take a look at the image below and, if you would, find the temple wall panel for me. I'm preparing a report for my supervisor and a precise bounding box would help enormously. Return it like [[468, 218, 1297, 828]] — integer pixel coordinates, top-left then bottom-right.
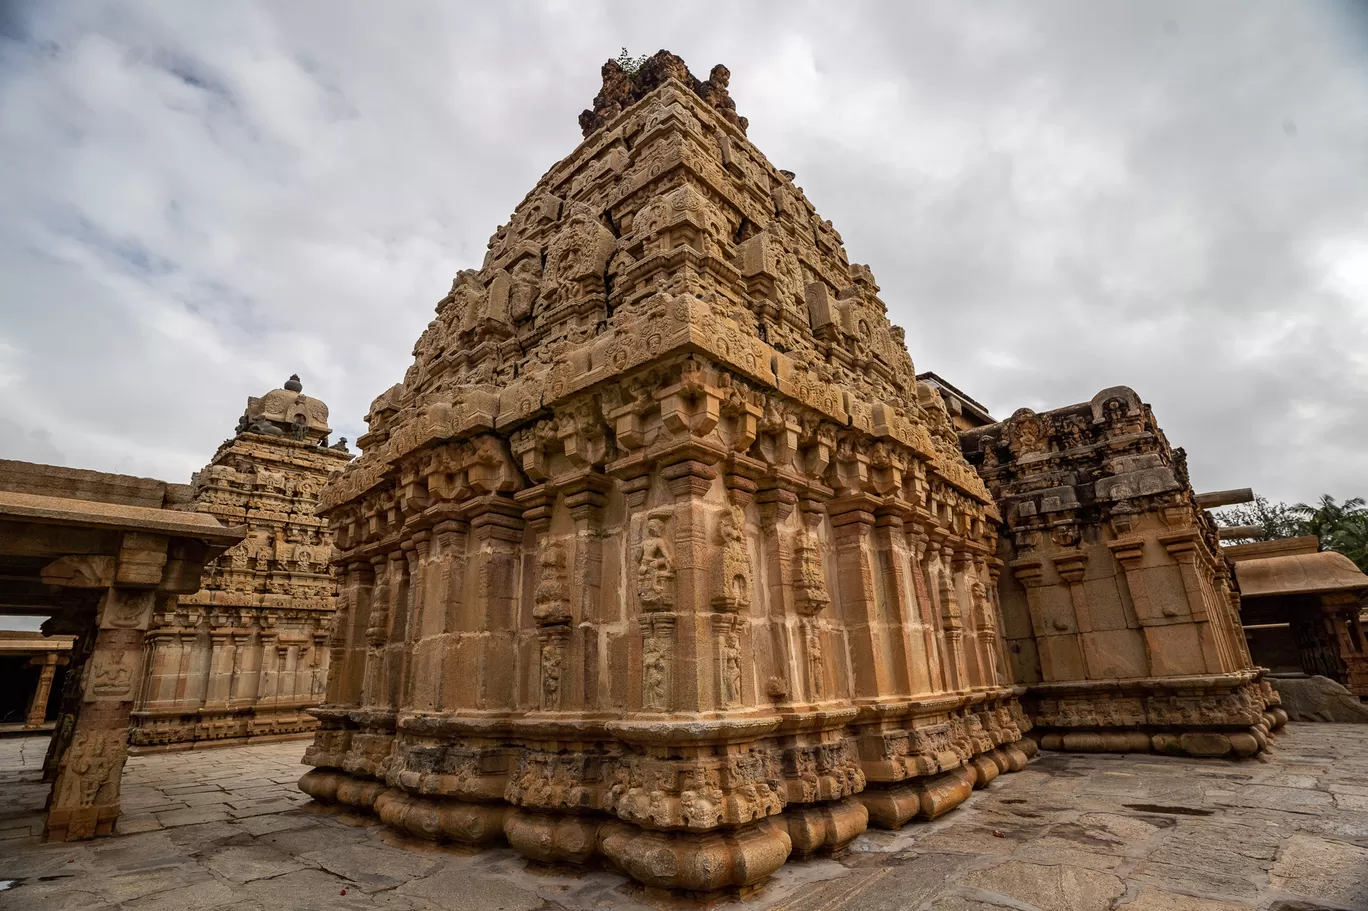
[[130, 424, 352, 751]]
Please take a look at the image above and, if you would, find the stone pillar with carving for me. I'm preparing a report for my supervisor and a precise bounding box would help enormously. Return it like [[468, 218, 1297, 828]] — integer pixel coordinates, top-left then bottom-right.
[[25, 652, 65, 729], [38, 518, 237, 841]]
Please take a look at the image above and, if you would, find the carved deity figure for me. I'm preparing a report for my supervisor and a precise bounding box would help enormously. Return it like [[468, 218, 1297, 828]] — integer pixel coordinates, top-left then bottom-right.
[[714, 505, 752, 611], [938, 569, 962, 628], [721, 629, 743, 706], [1008, 411, 1046, 456], [970, 578, 996, 632], [508, 256, 542, 322], [541, 638, 563, 710], [90, 651, 134, 697], [61, 730, 124, 808], [533, 538, 571, 626], [637, 517, 676, 610], [804, 620, 825, 700], [644, 638, 668, 709]]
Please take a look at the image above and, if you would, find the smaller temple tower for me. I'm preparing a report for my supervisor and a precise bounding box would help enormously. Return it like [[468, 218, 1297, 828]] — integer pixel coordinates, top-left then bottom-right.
[[130, 376, 353, 749]]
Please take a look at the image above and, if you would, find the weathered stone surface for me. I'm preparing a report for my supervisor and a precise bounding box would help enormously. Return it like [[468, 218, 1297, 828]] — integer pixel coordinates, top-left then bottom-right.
[[131, 377, 353, 751], [1268, 834, 1368, 908], [202, 843, 306, 882], [1271, 675, 1368, 722], [959, 390, 1282, 757], [395, 869, 544, 910], [961, 859, 1125, 911], [6, 727, 1368, 908], [1119, 887, 1252, 911], [300, 51, 1028, 897]]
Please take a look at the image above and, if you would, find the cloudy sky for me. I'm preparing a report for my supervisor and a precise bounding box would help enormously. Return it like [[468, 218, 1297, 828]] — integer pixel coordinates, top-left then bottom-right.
[[1, 0, 1365, 506]]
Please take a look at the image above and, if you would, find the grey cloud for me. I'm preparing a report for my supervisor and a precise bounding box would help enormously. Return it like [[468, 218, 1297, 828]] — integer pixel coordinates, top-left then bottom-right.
[[0, 418, 66, 466], [0, 0, 1363, 504]]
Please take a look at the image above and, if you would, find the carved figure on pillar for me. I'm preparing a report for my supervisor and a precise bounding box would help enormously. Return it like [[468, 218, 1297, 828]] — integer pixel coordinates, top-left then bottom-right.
[[713, 503, 753, 611], [637, 515, 676, 611]]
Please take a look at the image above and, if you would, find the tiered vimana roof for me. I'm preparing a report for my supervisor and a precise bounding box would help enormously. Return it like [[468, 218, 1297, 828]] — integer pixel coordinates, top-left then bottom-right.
[[132, 376, 353, 750], [301, 51, 1031, 897]]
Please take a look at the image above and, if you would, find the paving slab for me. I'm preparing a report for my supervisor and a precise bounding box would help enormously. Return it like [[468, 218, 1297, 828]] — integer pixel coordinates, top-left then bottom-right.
[[2, 725, 1368, 910]]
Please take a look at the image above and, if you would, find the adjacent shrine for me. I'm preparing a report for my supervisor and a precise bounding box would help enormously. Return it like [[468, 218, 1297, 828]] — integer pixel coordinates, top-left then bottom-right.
[[299, 51, 1033, 896], [959, 388, 1285, 759], [131, 376, 353, 750]]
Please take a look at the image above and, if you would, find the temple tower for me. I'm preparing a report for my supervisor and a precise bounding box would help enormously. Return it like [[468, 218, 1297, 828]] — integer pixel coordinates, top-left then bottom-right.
[[131, 376, 353, 749], [300, 52, 1030, 896]]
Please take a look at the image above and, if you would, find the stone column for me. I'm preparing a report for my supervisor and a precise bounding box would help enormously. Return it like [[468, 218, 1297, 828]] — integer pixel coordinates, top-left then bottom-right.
[[360, 555, 390, 709], [1159, 531, 1228, 672], [238, 622, 264, 704], [908, 526, 946, 694], [47, 537, 165, 841], [983, 559, 1012, 688], [951, 548, 988, 690], [1109, 537, 1211, 677], [873, 505, 918, 696], [327, 560, 374, 707], [175, 630, 198, 708], [829, 494, 891, 700], [1008, 557, 1079, 683], [403, 533, 440, 712], [756, 482, 799, 704], [461, 495, 525, 712], [561, 471, 612, 711], [660, 456, 719, 712], [25, 652, 62, 729], [1051, 551, 1094, 681], [431, 520, 470, 712], [938, 541, 968, 692]]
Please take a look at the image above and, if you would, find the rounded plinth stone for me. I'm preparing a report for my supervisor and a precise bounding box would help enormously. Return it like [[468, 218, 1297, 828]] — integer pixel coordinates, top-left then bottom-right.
[[375, 789, 509, 845], [598, 818, 792, 896], [505, 810, 601, 865], [860, 766, 976, 829], [784, 798, 869, 858]]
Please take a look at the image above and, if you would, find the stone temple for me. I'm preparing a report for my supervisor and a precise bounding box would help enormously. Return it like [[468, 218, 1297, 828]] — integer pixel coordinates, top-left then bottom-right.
[[130, 376, 353, 750], [296, 52, 1282, 896]]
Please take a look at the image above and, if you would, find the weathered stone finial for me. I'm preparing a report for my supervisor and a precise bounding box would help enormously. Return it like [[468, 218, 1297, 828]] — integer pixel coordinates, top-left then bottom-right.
[[578, 49, 748, 138], [284, 374, 303, 393]]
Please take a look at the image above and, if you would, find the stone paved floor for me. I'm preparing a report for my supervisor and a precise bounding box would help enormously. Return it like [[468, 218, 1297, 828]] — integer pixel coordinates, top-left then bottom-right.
[[2, 724, 1367, 910]]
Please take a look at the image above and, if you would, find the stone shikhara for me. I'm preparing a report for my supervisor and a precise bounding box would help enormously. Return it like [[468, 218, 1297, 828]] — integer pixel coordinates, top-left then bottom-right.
[[131, 376, 354, 751], [295, 52, 1283, 897]]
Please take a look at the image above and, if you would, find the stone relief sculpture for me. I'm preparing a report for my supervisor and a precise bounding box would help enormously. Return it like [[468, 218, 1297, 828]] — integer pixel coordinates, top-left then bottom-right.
[[713, 503, 753, 611], [636, 515, 675, 611]]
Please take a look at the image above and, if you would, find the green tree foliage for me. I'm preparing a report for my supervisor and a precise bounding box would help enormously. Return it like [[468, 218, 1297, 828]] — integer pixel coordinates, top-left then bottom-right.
[[1291, 495, 1368, 571], [1211, 496, 1302, 542], [1212, 493, 1368, 573], [615, 47, 649, 76]]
